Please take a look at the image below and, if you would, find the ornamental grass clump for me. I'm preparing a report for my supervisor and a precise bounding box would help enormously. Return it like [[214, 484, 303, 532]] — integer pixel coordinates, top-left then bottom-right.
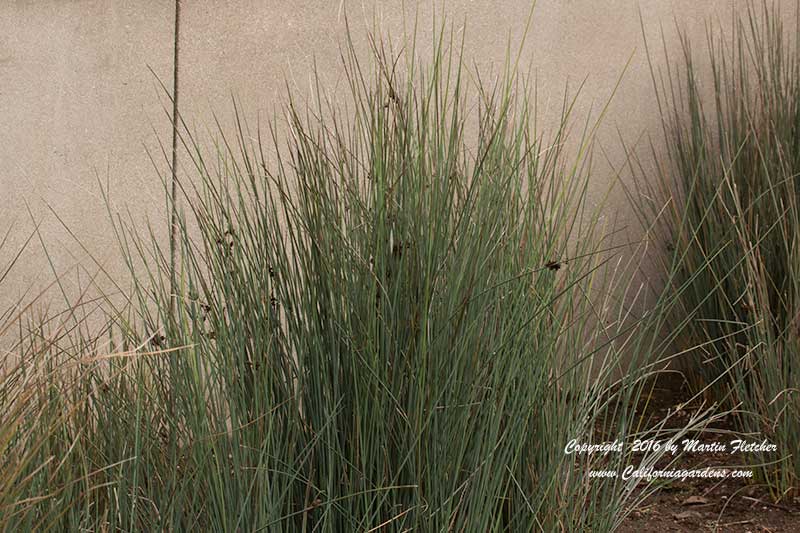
[[0, 229, 145, 531], [3, 21, 691, 532], [628, 3, 800, 500]]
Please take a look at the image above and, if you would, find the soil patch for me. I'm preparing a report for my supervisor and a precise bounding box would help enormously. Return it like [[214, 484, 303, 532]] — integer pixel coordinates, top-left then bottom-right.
[[618, 374, 800, 532]]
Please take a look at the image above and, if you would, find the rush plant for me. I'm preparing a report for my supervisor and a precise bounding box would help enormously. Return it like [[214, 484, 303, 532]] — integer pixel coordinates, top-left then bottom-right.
[[2, 18, 695, 532], [627, 2, 800, 500]]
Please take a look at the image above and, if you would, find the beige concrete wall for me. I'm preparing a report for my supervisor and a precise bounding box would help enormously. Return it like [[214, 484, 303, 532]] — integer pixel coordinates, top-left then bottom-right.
[[1, 1, 174, 313], [0, 1, 786, 319]]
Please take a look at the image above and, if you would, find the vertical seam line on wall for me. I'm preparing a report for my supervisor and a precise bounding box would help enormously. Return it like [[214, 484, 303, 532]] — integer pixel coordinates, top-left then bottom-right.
[[169, 0, 181, 315]]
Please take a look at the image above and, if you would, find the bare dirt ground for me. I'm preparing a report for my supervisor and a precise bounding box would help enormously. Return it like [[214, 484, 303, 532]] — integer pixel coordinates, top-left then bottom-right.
[[618, 374, 800, 533]]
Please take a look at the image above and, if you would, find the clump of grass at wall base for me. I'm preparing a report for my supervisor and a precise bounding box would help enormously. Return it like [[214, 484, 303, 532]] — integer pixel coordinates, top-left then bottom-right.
[[2, 18, 710, 532], [625, 2, 800, 501]]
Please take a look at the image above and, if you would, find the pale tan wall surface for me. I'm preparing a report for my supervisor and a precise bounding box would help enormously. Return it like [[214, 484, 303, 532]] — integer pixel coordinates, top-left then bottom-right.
[[0, 1, 788, 318], [1, 1, 174, 314]]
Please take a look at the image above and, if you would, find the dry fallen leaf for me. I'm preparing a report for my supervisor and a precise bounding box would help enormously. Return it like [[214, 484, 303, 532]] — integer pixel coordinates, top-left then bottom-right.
[[674, 510, 703, 520], [682, 495, 710, 506]]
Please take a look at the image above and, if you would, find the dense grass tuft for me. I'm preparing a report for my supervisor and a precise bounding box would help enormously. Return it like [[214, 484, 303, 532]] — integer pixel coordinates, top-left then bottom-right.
[[2, 21, 696, 532], [628, 2, 800, 500]]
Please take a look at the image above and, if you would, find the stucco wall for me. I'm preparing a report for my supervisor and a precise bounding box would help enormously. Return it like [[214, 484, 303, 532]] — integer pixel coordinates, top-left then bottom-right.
[[0, 1, 785, 319]]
